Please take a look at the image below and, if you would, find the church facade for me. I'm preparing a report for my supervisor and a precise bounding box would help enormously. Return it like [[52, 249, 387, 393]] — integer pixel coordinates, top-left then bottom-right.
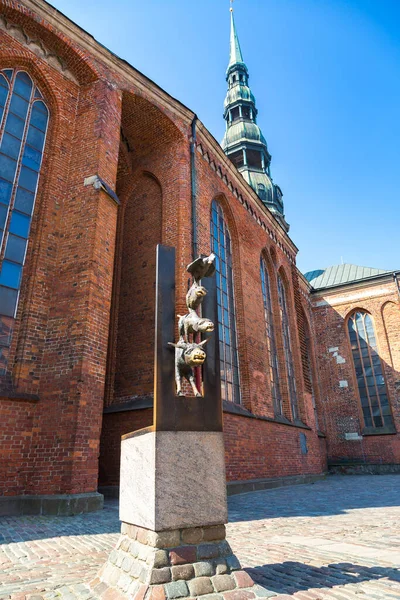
[[0, 0, 398, 515]]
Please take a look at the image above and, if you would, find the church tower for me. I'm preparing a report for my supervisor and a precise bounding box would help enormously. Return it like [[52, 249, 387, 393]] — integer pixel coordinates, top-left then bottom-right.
[[221, 6, 289, 231]]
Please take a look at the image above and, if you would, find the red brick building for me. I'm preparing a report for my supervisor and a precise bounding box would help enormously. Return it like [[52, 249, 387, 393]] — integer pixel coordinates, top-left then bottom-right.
[[304, 265, 400, 472], [0, 0, 398, 515]]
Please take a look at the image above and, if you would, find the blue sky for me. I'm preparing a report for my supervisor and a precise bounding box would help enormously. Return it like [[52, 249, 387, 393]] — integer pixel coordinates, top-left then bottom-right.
[[50, 0, 400, 274]]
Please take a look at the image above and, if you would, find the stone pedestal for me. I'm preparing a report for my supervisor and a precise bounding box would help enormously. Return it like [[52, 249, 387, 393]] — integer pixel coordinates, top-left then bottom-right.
[[90, 430, 259, 600], [91, 522, 257, 600], [120, 430, 227, 531]]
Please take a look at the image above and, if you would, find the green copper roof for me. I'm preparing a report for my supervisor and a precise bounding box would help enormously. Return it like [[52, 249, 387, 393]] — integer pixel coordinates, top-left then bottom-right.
[[304, 264, 393, 290], [224, 84, 255, 109], [221, 120, 267, 150], [228, 10, 245, 69]]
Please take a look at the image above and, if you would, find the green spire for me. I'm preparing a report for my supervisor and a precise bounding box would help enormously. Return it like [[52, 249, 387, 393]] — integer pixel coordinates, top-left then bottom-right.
[[228, 9, 245, 69], [221, 4, 289, 231]]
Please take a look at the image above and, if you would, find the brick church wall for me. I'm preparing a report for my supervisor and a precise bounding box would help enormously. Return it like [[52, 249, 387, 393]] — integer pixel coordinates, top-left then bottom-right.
[[311, 279, 400, 466], [0, 0, 359, 502]]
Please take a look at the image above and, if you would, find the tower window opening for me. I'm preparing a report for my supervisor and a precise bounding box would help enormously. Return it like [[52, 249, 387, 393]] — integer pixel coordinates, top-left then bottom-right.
[[231, 107, 240, 122], [257, 184, 267, 201], [247, 149, 262, 169], [242, 106, 250, 120], [229, 150, 244, 169]]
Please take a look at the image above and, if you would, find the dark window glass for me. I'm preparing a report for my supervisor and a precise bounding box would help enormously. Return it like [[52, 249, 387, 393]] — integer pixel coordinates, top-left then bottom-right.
[[31, 102, 48, 131], [3, 70, 13, 81], [0, 179, 12, 205], [0, 202, 8, 229], [14, 188, 35, 215], [0, 285, 18, 317], [277, 274, 299, 420], [5, 234, 27, 264], [260, 257, 282, 416], [4, 113, 25, 139], [22, 146, 42, 172], [9, 94, 29, 120], [348, 312, 394, 429], [1, 132, 22, 160], [13, 72, 32, 100], [210, 200, 240, 404], [0, 73, 8, 89], [0, 69, 48, 357], [0, 260, 22, 289], [0, 154, 17, 183], [18, 166, 38, 192], [26, 126, 45, 152], [0, 84, 8, 108], [9, 211, 30, 238]]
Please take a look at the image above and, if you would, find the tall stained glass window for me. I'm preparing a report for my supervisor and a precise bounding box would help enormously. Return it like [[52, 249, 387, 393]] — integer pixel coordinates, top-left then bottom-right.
[[260, 257, 282, 415], [210, 200, 240, 403], [0, 70, 49, 374], [348, 311, 394, 429], [277, 273, 298, 420]]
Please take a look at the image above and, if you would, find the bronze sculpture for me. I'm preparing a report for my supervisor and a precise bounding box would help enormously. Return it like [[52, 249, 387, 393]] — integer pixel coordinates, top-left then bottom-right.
[[169, 253, 216, 397]]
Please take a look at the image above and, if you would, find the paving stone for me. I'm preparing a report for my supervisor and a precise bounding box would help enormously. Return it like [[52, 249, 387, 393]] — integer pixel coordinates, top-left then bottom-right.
[[222, 591, 256, 600], [194, 561, 215, 577], [122, 555, 134, 573], [211, 574, 236, 592], [171, 564, 195, 581], [153, 550, 170, 568], [232, 572, 254, 589], [169, 546, 197, 566], [226, 556, 241, 572], [165, 580, 190, 598], [198, 544, 221, 560], [149, 585, 167, 600], [215, 560, 228, 575], [156, 531, 181, 550], [188, 576, 214, 596], [181, 528, 204, 545], [150, 567, 172, 585], [203, 526, 226, 542]]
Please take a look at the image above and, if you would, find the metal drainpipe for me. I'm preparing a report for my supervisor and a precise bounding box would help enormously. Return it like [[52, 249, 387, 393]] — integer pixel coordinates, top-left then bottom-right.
[[393, 272, 400, 300], [190, 116, 202, 392], [190, 115, 198, 261]]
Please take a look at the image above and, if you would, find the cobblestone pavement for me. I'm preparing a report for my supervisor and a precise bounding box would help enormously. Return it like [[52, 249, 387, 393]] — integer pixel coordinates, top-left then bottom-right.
[[1, 475, 399, 600]]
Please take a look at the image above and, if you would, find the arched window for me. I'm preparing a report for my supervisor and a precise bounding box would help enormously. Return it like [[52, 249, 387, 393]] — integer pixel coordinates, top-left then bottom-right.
[[257, 184, 266, 202], [348, 311, 394, 429], [277, 273, 298, 420], [210, 200, 240, 404], [302, 312, 319, 429], [0, 70, 49, 373], [260, 257, 282, 415]]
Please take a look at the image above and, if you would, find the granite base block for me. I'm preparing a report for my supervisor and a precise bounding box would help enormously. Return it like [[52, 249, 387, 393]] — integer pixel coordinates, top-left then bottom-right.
[[91, 523, 262, 600], [120, 431, 228, 531]]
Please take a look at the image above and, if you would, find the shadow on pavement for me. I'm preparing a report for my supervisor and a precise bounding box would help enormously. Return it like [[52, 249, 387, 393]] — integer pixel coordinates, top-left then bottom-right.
[[0, 500, 120, 544], [228, 475, 400, 522], [247, 561, 400, 595]]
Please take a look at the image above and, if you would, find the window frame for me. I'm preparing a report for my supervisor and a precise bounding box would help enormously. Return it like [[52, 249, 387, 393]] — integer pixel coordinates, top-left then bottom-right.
[[210, 199, 241, 405], [0, 69, 49, 319], [260, 255, 283, 416], [277, 270, 299, 421], [346, 310, 394, 430]]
